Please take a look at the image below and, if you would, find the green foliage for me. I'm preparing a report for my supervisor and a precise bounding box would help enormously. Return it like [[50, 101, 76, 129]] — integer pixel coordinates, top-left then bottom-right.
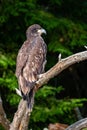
[[0, 0, 87, 129], [0, 54, 15, 69], [0, 53, 19, 107], [48, 18, 87, 56], [0, 125, 4, 130], [30, 85, 87, 129], [36, 85, 64, 98]]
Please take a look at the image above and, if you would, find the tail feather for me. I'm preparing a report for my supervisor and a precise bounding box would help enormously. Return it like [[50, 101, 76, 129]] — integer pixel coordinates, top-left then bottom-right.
[[21, 89, 35, 111]]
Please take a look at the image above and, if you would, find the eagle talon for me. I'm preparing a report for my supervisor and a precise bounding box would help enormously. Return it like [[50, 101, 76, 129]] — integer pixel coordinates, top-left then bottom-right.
[[38, 74, 44, 79]]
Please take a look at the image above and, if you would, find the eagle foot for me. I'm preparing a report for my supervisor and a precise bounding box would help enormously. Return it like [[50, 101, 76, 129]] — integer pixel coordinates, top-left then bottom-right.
[[38, 74, 44, 79]]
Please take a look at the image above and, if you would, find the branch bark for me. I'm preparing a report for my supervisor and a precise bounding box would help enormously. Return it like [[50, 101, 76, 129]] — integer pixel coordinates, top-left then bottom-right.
[[10, 99, 30, 130], [65, 118, 87, 130], [10, 50, 87, 130], [1, 50, 87, 130], [0, 96, 10, 130], [36, 50, 87, 88]]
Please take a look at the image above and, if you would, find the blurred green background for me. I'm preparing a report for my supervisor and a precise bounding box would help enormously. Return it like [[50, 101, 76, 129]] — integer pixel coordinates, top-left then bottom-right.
[[0, 0, 87, 129]]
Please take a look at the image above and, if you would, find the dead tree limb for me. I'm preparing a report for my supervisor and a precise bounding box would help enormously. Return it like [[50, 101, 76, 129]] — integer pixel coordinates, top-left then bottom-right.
[[36, 50, 87, 88], [0, 96, 10, 130], [65, 118, 87, 130], [10, 99, 30, 130], [10, 50, 87, 130], [0, 50, 86, 130]]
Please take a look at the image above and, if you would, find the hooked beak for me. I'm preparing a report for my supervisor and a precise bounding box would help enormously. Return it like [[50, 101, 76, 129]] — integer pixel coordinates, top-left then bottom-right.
[[37, 28, 46, 35]]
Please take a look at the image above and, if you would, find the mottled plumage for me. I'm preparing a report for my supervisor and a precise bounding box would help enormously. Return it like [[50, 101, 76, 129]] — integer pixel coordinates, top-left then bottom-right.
[[15, 24, 47, 110]]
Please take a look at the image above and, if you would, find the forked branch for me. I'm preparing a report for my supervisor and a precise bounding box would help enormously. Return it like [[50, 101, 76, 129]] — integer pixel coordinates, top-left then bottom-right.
[[10, 50, 87, 130], [1, 50, 87, 130]]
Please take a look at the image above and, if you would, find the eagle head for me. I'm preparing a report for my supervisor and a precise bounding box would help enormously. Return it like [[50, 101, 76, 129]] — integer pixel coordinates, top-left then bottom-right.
[[26, 24, 46, 39]]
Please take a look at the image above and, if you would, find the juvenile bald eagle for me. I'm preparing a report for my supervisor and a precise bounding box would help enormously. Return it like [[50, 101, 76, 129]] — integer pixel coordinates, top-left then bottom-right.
[[15, 24, 47, 111]]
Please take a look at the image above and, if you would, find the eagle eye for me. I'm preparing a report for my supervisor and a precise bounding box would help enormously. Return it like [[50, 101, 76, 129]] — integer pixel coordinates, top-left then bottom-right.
[[31, 28, 37, 33]]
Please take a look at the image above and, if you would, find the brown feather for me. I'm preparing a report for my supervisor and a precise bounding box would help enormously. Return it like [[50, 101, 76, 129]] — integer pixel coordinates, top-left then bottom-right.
[[15, 24, 47, 110]]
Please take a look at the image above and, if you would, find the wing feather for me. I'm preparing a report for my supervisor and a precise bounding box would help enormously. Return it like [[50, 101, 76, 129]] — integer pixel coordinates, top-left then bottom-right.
[[15, 40, 31, 78], [16, 36, 47, 95], [23, 37, 47, 83]]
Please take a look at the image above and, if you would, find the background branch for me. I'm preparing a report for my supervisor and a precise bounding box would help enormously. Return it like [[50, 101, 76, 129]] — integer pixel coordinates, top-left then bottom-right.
[[0, 96, 10, 130], [65, 118, 87, 130], [4, 50, 87, 130]]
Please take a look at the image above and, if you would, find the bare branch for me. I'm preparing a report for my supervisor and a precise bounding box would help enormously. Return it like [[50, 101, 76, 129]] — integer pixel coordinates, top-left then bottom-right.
[[0, 96, 10, 130], [18, 108, 30, 130], [36, 51, 87, 88], [65, 118, 87, 130], [10, 99, 28, 130], [74, 107, 83, 120], [10, 50, 87, 130], [10, 99, 31, 130]]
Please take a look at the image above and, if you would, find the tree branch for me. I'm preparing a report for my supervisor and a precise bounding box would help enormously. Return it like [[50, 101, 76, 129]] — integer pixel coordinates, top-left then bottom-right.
[[10, 99, 30, 130], [36, 51, 87, 88], [65, 118, 87, 130], [10, 50, 87, 130], [0, 96, 10, 130]]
